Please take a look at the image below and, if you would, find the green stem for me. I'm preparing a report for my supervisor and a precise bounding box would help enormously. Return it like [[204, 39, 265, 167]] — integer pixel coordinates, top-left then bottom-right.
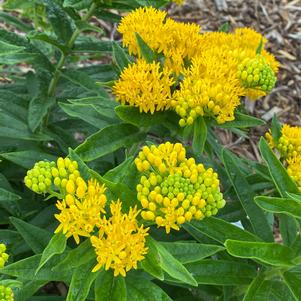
[[47, 2, 98, 97]]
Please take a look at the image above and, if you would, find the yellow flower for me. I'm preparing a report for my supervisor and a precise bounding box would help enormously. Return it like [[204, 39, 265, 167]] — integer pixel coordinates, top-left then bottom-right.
[[117, 7, 201, 74], [172, 56, 244, 125], [135, 142, 226, 233], [287, 155, 301, 190], [0, 285, 13, 301], [173, 0, 184, 3], [113, 59, 174, 113], [90, 200, 149, 277], [0, 243, 9, 268], [54, 179, 107, 244], [267, 124, 301, 159]]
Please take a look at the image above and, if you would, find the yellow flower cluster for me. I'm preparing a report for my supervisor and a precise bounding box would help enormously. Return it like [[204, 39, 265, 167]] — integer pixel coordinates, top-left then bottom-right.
[[0, 243, 9, 268], [0, 286, 13, 301], [172, 0, 184, 4], [114, 7, 279, 126], [90, 200, 149, 277], [55, 179, 107, 244], [26, 157, 149, 277], [135, 142, 226, 233], [117, 7, 201, 74], [113, 59, 174, 113], [266, 124, 301, 189]]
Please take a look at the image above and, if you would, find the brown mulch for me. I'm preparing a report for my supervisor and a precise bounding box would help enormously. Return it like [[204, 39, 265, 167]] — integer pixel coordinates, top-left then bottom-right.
[[168, 0, 301, 160]]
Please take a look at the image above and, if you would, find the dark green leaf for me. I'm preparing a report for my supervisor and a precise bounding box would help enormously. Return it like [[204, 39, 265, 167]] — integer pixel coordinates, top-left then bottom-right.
[[160, 242, 224, 264], [0, 188, 21, 216], [0, 40, 24, 56], [95, 270, 126, 301], [222, 149, 274, 241], [184, 218, 261, 244], [255, 196, 301, 219], [10, 217, 52, 254], [75, 123, 146, 161], [192, 117, 207, 154], [112, 42, 131, 72], [283, 269, 301, 301], [217, 112, 265, 129], [135, 33, 155, 62], [271, 114, 282, 143], [63, 0, 92, 9], [225, 239, 296, 267], [242, 271, 266, 301]]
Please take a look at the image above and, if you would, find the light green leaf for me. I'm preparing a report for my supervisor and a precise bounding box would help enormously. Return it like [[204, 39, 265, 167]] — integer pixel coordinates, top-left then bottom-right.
[[75, 123, 146, 161], [95, 270, 126, 301], [216, 112, 265, 128], [36, 233, 67, 274], [160, 242, 224, 264], [184, 217, 261, 244], [243, 271, 265, 301], [152, 238, 198, 286], [222, 149, 274, 242], [259, 138, 299, 196], [271, 114, 282, 143], [225, 239, 296, 267], [63, 0, 92, 9], [184, 260, 256, 285], [255, 196, 301, 219], [10, 217, 52, 254]]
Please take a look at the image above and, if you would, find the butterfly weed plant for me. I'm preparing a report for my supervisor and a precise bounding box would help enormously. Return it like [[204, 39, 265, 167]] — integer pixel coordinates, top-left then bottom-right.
[[0, 0, 301, 300]]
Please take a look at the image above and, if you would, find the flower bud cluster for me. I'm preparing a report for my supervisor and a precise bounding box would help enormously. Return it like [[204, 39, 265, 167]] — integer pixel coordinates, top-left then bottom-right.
[[0, 285, 13, 301], [0, 244, 9, 268], [238, 55, 276, 92], [287, 156, 301, 190], [135, 142, 226, 233], [24, 160, 55, 194]]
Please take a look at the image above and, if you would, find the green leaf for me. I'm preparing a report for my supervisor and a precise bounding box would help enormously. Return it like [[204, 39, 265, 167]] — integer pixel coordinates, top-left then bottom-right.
[[216, 112, 265, 129], [36, 233, 67, 274], [28, 32, 68, 54], [52, 239, 95, 272], [126, 274, 172, 301], [115, 105, 168, 128], [43, 0, 74, 42], [152, 238, 198, 286], [0, 150, 56, 169], [0, 11, 33, 32], [28, 96, 55, 132], [192, 117, 207, 154], [67, 260, 98, 301], [135, 33, 155, 62], [184, 218, 261, 244], [14, 280, 47, 301], [95, 270, 126, 301], [271, 114, 282, 143], [73, 36, 112, 53], [141, 236, 164, 280], [0, 188, 21, 216], [112, 42, 131, 72], [259, 138, 299, 197], [0, 254, 72, 281], [243, 271, 266, 301], [10, 217, 52, 254], [63, 0, 92, 9], [218, 22, 230, 32], [160, 242, 224, 264], [225, 239, 296, 267], [222, 149, 274, 242], [283, 269, 301, 301], [256, 38, 263, 55], [184, 260, 256, 285], [255, 196, 301, 219], [75, 123, 146, 161], [0, 40, 24, 56]]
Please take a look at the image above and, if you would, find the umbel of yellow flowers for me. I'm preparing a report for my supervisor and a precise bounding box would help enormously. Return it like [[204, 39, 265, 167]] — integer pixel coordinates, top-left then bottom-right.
[[113, 7, 279, 127], [90, 200, 149, 277], [135, 142, 226, 233]]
